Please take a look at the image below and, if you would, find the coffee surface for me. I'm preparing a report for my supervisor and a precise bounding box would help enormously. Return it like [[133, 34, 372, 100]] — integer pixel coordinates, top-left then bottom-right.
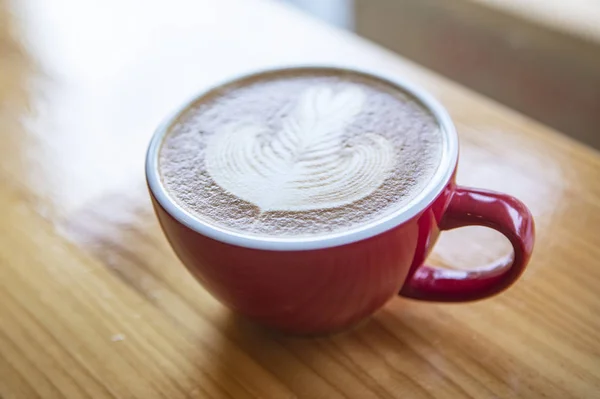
[[158, 69, 443, 238]]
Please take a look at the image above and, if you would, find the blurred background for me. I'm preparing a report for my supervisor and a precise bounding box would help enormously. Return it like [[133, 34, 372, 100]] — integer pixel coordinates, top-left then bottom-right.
[[282, 0, 600, 149]]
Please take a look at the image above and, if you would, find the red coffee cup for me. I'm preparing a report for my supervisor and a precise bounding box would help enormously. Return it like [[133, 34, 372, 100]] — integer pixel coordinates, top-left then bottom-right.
[[146, 66, 535, 334]]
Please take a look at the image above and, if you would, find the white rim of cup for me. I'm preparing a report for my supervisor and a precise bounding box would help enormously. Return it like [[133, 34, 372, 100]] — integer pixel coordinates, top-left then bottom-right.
[[146, 65, 459, 251]]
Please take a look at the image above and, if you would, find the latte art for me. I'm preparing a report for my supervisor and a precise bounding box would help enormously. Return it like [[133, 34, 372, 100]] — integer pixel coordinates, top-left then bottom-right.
[[205, 86, 395, 211], [158, 69, 443, 238]]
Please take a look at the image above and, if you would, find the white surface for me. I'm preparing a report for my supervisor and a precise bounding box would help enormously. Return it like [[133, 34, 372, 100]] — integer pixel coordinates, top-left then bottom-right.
[[471, 0, 600, 42]]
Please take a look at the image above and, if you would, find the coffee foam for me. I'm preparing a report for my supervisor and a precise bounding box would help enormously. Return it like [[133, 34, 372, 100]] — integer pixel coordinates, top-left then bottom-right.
[[158, 69, 443, 238]]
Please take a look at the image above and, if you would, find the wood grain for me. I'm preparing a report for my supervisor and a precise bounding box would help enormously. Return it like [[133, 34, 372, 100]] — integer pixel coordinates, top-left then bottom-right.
[[1, 0, 599, 398]]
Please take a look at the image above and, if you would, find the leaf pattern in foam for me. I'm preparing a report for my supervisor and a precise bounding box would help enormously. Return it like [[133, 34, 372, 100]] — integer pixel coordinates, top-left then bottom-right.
[[205, 85, 396, 211]]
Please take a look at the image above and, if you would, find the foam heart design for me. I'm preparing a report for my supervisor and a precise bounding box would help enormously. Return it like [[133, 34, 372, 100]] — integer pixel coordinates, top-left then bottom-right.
[[205, 86, 395, 211]]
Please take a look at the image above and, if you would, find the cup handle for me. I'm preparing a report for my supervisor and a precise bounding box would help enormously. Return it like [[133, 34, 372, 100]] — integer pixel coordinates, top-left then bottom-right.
[[400, 186, 535, 301]]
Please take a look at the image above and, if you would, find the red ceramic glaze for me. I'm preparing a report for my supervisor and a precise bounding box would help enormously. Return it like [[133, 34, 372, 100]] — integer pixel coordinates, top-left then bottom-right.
[[146, 66, 535, 334], [149, 178, 534, 334]]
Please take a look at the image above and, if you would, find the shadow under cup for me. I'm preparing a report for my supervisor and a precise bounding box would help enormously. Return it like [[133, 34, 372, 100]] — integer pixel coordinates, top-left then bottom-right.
[[145, 66, 535, 335]]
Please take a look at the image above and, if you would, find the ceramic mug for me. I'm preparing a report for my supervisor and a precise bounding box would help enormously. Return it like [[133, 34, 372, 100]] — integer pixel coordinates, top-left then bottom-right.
[[146, 66, 535, 334]]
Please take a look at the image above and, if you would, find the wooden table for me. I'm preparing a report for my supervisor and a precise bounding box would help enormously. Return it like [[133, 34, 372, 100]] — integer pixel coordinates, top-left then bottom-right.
[[1, 0, 599, 397]]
